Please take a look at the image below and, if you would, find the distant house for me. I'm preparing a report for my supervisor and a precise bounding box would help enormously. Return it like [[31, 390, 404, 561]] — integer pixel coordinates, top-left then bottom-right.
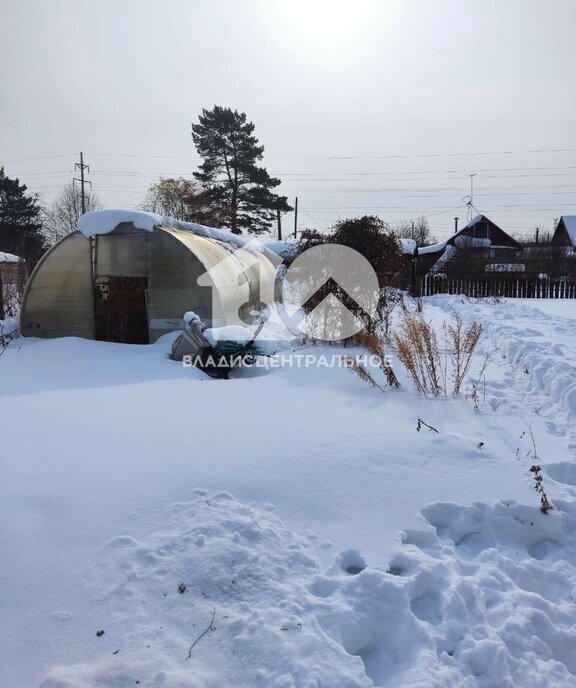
[[517, 215, 576, 281], [551, 216, 576, 248], [416, 214, 520, 277]]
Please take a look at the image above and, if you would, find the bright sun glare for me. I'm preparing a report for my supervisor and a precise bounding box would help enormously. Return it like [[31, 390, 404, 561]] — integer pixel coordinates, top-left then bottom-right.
[[271, 0, 396, 64]]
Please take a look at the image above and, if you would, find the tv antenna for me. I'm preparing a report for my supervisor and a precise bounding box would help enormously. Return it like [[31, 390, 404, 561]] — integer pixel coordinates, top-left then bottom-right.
[[462, 173, 479, 221]]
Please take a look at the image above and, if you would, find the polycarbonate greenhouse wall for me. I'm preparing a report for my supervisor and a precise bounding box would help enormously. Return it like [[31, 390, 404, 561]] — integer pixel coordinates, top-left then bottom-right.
[[20, 222, 277, 343]]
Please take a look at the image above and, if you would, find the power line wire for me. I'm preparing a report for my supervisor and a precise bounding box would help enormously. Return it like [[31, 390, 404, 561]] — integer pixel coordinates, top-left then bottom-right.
[[82, 147, 576, 161], [0, 153, 78, 163]]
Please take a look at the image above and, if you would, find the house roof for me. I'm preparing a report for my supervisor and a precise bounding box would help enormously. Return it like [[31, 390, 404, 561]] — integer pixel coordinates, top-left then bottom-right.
[[418, 214, 518, 260], [456, 214, 519, 248], [418, 240, 448, 255], [461, 214, 484, 230], [428, 244, 455, 272], [418, 215, 520, 256], [419, 214, 520, 275], [559, 216, 576, 244]]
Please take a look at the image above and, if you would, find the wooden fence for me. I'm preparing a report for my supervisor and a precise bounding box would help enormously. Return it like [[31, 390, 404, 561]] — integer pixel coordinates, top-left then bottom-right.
[[420, 276, 576, 299]]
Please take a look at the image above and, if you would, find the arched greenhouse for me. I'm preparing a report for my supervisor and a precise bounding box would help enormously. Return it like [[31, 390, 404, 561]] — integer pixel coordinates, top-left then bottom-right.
[[20, 210, 279, 344]]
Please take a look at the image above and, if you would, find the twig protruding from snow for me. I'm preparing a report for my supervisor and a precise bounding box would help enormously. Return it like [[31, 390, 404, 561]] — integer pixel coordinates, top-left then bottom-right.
[[186, 608, 216, 659], [417, 418, 439, 433]]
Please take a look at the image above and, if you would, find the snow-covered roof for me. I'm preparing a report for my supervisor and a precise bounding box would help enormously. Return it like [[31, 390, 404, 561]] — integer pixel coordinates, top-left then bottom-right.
[[485, 263, 526, 273], [429, 244, 455, 272], [461, 214, 483, 230], [0, 251, 22, 263], [418, 240, 448, 255], [397, 238, 417, 254], [560, 216, 576, 243], [77, 210, 271, 254]]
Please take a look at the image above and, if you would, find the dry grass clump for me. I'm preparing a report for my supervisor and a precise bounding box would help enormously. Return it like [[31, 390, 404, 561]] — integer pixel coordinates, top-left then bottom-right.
[[347, 306, 482, 398], [391, 312, 442, 395], [445, 313, 483, 395], [391, 311, 482, 396]]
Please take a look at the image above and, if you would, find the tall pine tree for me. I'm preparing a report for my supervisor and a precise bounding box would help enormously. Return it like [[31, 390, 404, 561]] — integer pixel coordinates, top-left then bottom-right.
[[192, 106, 291, 234], [0, 167, 45, 265]]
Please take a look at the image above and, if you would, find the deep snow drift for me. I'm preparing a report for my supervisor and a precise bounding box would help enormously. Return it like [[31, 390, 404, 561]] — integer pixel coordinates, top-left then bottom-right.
[[2, 296, 576, 687]]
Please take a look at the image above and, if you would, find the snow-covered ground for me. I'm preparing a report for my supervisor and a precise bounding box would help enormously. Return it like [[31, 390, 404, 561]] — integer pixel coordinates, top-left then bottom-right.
[[510, 297, 576, 321], [1, 296, 576, 687]]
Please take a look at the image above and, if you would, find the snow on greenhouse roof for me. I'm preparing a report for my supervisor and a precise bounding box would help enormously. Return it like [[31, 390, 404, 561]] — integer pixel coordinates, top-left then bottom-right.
[[77, 209, 271, 253], [261, 237, 300, 260], [78, 210, 162, 236]]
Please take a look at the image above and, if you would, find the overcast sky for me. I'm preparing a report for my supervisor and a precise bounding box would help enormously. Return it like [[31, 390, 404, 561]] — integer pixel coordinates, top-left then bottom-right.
[[1, 0, 575, 239]]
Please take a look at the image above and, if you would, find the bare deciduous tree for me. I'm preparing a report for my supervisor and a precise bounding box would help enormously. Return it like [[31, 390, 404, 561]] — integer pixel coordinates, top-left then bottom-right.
[[141, 177, 218, 226], [43, 183, 102, 245], [394, 216, 436, 247]]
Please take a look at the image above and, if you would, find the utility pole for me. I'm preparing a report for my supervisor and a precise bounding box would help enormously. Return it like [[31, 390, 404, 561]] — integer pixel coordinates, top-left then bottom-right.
[[293, 197, 298, 238], [411, 220, 415, 240], [74, 152, 91, 215], [454, 217, 459, 234], [276, 209, 282, 241]]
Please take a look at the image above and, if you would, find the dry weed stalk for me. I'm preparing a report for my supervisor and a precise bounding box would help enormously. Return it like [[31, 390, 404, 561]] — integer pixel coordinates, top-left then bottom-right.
[[346, 357, 387, 392], [469, 350, 493, 410], [391, 312, 442, 395], [530, 465, 553, 514], [445, 314, 483, 395], [523, 424, 553, 514], [346, 328, 400, 391]]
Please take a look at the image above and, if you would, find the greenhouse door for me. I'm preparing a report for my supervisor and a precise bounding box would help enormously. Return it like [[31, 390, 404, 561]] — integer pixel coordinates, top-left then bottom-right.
[[93, 231, 150, 344], [94, 276, 149, 344]]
